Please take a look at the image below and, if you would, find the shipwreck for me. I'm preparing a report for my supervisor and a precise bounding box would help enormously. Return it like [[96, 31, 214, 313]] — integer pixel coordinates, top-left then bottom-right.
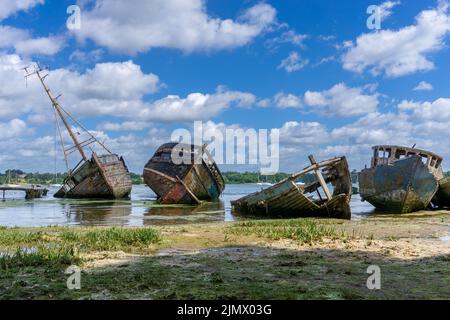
[[231, 155, 353, 219], [359, 145, 444, 213], [143, 143, 225, 204], [26, 66, 132, 199], [433, 175, 450, 208]]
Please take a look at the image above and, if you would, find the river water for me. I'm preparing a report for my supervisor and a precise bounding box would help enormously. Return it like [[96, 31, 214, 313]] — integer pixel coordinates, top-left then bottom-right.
[[0, 184, 376, 227]]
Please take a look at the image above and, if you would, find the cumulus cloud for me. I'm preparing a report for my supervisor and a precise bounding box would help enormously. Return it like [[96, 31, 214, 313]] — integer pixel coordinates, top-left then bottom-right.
[[0, 53, 258, 129], [0, 0, 44, 21], [398, 98, 450, 122], [0, 119, 30, 139], [274, 93, 302, 108], [97, 121, 150, 132], [0, 25, 64, 56], [14, 35, 64, 56], [379, 1, 401, 20], [137, 88, 256, 122], [303, 83, 379, 117], [277, 52, 309, 72], [413, 81, 433, 91], [280, 121, 329, 145], [342, 3, 450, 77], [73, 0, 277, 54], [69, 49, 104, 63]]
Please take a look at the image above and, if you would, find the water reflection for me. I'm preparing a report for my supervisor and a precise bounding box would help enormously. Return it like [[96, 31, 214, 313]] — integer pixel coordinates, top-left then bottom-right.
[[0, 184, 377, 227]]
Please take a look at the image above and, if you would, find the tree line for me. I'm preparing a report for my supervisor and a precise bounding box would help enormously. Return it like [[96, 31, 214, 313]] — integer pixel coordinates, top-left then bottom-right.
[[0, 170, 143, 185], [1, 169, 447, 186]]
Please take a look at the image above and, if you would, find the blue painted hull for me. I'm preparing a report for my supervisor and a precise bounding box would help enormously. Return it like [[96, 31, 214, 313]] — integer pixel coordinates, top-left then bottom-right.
[[359, 156, 439, 213]]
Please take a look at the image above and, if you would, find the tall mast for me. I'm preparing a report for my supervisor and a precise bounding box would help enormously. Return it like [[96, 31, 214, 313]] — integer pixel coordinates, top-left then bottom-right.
[[34, 69, 87, 161]]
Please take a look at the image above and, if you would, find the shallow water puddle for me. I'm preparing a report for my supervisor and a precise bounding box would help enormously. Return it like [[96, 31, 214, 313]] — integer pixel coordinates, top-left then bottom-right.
[[440, 236, 450, 244]]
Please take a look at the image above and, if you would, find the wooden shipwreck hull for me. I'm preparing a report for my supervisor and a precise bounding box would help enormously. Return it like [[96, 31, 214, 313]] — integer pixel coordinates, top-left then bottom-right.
[[26, 66, 132, 200], [143, 143, 225, 204], [433, 176, 450, 208], [54, 153, 132, 199], [359, 146, 441, 213], [231, 156, 352, 219]]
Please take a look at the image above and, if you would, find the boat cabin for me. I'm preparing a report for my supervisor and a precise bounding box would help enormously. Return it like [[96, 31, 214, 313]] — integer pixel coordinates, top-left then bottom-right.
[[371, 145, 444, 179]]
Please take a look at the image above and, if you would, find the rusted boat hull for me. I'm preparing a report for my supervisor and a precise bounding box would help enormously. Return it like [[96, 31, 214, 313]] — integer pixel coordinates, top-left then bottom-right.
[[359, 156, 439, 213], [231, 157, 352, 219], [143, 143, 225, 204], [54, 153, 132, 199], [432, 176, 450, 208]]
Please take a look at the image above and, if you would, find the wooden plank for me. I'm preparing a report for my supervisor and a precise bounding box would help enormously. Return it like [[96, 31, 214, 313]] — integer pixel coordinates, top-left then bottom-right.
[[308, 155, 332, 200], [143, 168, 178, 183], [176, 175, 201, 204]]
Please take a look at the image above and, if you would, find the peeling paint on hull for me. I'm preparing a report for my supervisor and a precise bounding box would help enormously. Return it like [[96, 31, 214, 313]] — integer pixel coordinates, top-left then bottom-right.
[[359, 156, 439, 213], [54, 153, 132, 199], [231, 157, 352, 219], [143, 143, 225, 205]]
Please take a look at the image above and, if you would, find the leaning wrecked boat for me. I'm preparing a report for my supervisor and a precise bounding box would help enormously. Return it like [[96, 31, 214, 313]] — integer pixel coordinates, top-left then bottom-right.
[[433, 176, 450, 208], [231, 155, 353, 219], [143, 143, 225, 204], [359, 145, 441, 213], [26, 66, 132, 199]]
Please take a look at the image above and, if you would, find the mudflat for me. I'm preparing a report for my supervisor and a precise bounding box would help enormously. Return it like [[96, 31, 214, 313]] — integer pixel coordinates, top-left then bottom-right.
[[0, 210, 449, 300]]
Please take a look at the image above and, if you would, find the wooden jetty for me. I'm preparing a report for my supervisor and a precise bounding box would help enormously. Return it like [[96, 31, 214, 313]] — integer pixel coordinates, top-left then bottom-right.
[[0, 185, 49, 200]]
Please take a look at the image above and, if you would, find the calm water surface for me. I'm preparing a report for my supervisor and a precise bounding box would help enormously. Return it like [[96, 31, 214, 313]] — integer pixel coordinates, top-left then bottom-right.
[[0, 184, 376, 227]]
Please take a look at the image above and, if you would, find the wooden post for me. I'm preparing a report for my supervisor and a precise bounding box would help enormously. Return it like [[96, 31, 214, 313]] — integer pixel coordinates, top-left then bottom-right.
[[2, 190, 5, 200], [308, 155, 332, 201]]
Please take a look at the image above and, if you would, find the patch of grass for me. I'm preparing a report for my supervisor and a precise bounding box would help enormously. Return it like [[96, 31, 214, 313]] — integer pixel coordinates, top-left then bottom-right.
[[0, 245, 79, 270], [0, 227, 161, 270], [60, 227, 161, 251], [228, 219, 343, 245], [0, 229, 49, 247]]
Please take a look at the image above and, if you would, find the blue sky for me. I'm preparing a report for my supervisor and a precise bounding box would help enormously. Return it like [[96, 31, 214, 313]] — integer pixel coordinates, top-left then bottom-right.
[[0, 0, 449, 173]]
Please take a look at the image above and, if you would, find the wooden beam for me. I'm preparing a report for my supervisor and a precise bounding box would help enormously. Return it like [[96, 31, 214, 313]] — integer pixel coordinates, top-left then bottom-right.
[[308, 155, 332, 200]]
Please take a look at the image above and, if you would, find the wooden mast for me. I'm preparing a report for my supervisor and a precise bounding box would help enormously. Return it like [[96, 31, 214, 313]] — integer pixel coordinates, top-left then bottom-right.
[[34, 69, 87, 161]]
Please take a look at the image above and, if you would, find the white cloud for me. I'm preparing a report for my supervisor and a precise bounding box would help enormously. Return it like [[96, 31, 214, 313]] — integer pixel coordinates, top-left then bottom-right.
[[0, 25, 64, 56], [399, 98, 450, 122], [266, 30, 308, 49], [0, 54, 162, 119], [69, 49, 104, 63], [274, 93, 302, 108], [0, 0, 44, 21], [413, 81, 433, 91], [14, 35, 64, 56], [0, 119, 29, 139], [137, 88, 256, 122], [74, 0, 277, 54], [97, 121, 150, 132], [304, 83, 379, 117], [280, 121, 329, 145], [277, 51, 309, 72], [0, 53, 257, 127], [343, 4, 450, 77], [379, 1, 401, 20], [256, 98, 271, 108]]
